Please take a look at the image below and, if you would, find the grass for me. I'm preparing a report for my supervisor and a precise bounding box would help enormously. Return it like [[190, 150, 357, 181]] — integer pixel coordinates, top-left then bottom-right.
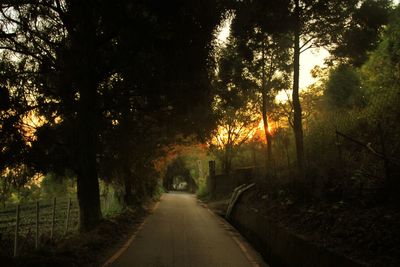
[[196, 183, 210, 200], [2, 201, 155, 267]]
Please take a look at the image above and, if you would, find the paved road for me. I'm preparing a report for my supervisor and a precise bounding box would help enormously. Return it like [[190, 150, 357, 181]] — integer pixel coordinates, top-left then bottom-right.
[[109, 192, 266, 267]]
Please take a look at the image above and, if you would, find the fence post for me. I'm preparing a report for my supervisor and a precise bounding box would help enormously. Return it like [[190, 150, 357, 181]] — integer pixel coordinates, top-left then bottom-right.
[[14, 204, 20, 257], [65, 198, 71, 235], [51, 198, 56, 240], [35, 201, 39, 249]]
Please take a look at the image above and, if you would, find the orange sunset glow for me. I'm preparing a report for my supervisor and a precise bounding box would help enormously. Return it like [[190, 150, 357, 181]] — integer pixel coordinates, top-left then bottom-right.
[[210, 117, 276, 149], [251, 119, 275, 144]]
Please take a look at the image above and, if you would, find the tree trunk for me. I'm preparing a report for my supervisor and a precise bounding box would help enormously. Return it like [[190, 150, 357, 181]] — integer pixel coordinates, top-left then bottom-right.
[[292, 0, 306, 179], [224, 144, 233, 175], [70, 2, 102, 231], [262, 91, 273, 167], [76, 83, 102, 231], [123, 165, 134, 206], [261, 39, 273, 171]]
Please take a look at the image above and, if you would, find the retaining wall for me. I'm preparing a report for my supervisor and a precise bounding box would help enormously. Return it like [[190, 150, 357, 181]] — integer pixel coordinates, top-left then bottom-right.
[[211, 167, 258, 197], [230, 188, 367, 267]]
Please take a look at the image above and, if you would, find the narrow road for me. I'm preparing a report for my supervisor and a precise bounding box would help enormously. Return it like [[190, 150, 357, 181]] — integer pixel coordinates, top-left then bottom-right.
[[108, 192, 266, 267]]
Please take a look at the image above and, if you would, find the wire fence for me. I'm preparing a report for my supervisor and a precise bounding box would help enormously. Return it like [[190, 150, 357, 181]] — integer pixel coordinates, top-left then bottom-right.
[[0, 196, 79, 257]]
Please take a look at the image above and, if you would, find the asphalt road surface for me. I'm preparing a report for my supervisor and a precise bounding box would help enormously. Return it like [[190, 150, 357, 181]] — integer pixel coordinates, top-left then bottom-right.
[[109, 192, 267, 267]]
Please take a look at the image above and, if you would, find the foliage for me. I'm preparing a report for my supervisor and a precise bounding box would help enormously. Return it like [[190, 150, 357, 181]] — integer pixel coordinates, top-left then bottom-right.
[[324, 64, 363, 109], [213, 1, 400, 202], [209, 36, 262, 174], [298, 5, 400, 198], [196, 182, 210, 200], [0, 0, 222, 230], [331, 0, 393, 66], [210, 102, 259, 174], [1, 0, 400, 239], [40, 172, 76, 199]]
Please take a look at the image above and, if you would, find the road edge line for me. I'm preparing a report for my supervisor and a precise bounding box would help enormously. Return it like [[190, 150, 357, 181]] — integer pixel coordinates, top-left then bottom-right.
[[102, 198, 162, 267], [201, 203, 269, 267]]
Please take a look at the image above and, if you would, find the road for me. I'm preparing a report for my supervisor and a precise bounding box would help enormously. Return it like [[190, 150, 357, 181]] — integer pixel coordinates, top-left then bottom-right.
[[107, 192, 267, 267]]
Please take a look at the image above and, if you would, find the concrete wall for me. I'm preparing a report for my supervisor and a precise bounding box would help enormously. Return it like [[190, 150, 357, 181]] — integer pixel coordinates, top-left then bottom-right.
[[212, 167, 257, 197], [230, 189, 367, 267]]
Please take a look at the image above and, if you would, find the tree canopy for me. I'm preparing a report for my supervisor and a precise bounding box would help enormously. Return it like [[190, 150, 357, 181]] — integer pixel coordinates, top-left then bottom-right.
[[0, 0, 222, 230], [1, 0, 400, 234]]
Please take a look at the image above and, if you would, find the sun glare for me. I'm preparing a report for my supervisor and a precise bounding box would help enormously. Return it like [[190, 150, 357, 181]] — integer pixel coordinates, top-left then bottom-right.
[[215, 13, 233, 46], [217, 23, 230, 44], [257, 119, 274, 134], [300, 47, 330, 89], [210, 116, 278, 149], [21, 111, 46, 144]]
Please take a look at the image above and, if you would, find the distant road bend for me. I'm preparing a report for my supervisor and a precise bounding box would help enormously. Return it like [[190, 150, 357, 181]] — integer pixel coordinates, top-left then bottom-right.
[[105, 192, 267, 267]]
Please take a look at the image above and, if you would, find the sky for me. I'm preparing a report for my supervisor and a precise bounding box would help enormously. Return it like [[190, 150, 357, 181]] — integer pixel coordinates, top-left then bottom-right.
[[299, 47, 330, 88], [216, 19, 329, 91]]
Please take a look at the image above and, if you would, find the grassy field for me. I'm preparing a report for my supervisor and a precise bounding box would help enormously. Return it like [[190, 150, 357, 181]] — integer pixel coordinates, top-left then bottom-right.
[[0, 197, 79, 257]]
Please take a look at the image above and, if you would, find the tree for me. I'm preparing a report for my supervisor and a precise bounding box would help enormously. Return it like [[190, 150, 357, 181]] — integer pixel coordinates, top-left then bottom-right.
[[97, 0, 221, 204], [331, 0, 393, 66], [359, 6, 400, 190], [1, 0, 222, 230], [325, 64, 363, 109], [231, 26, 292, 171], [211, 104, 259, 174], [0, 60, 32, 177], [288, 0, 359, 179], [225, 0, 360, 178], [210, 39, 260, 174], [225, 0, 292, 171]]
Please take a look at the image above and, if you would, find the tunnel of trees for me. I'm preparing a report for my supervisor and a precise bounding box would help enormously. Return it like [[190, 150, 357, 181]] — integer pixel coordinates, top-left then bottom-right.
[[0, 0, 221, 231], [1, 1, 400, 253], [163, 157, 197, 193]]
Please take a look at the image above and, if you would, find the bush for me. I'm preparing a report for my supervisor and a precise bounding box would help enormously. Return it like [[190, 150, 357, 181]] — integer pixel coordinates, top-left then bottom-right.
[[196, 182, 209, 200]]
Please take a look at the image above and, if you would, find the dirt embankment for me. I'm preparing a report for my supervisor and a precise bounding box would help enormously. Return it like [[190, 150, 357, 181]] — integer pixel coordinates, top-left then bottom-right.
[[227, 186, 400, 267]]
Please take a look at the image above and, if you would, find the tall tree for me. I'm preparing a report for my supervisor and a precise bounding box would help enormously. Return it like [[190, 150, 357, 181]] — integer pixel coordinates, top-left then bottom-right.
[[0, 0, 122, 230], [288, 0, 392, 180], [324, 64, 363, 109], [211, 40, 260, 173], [1, 0, 222, 230], [359, 6, 400, 189], [229, 0, 292, 171], [332, 0, 393, 66], [104, 0, 221, 203], [243, 33, 291, 170], [288, 0, 362, 178], [227, 0, 389, 178]]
